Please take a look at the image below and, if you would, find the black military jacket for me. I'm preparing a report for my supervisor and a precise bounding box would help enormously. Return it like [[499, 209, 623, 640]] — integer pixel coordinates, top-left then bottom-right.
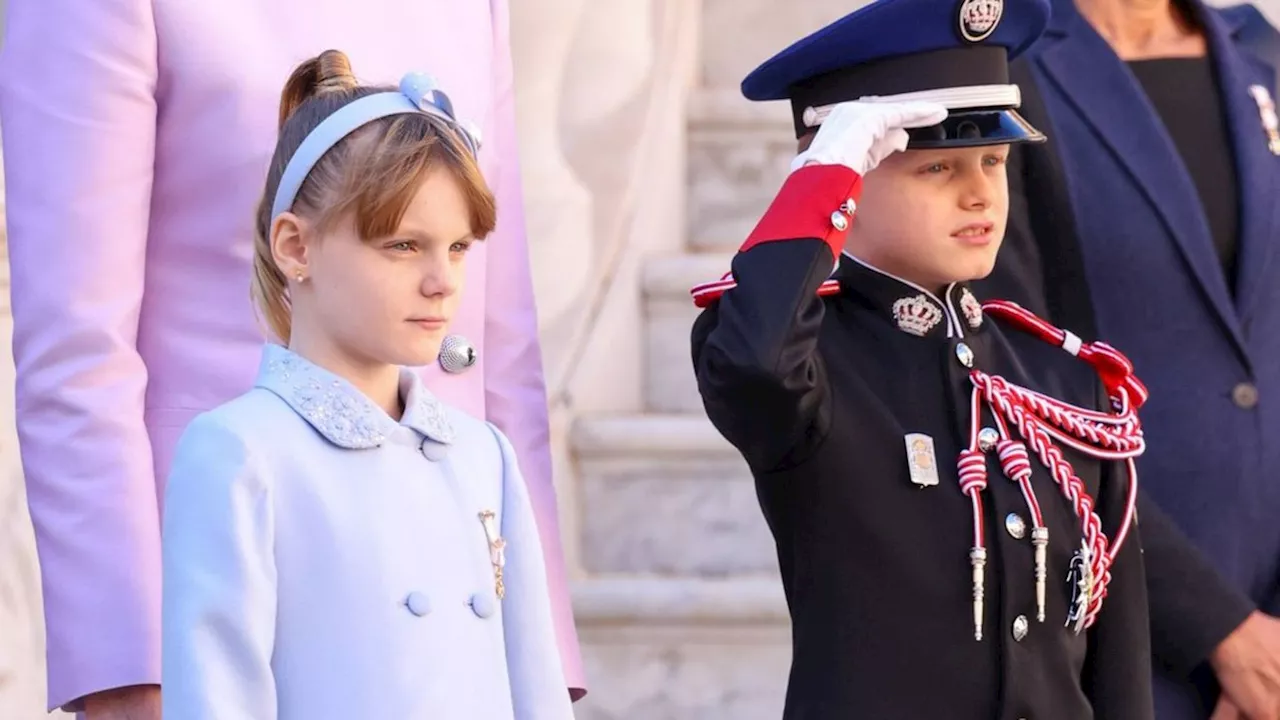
[[692, 235, 1154, 720]]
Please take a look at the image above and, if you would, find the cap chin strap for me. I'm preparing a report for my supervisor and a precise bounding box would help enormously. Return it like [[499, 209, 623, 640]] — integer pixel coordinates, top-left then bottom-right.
[[802, 83, 1022, 128], [271, 71, 482, 220]]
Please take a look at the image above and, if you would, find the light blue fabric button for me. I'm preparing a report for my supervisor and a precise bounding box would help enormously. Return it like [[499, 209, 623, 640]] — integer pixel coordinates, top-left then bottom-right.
[[419, 439, 448, 462], [404, 592, 432, 617], [469, 592, 496, 619], [388, 426, 418, 447]]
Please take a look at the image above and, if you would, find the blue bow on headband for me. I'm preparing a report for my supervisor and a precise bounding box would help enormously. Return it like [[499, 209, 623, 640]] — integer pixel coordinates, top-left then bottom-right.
[[271, 71, 482, 220], [398, 72, 482, 157]]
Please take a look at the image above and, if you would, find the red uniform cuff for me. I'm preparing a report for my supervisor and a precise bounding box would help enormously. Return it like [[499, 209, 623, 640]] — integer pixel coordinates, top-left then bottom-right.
[[741, 164, 863, 260]]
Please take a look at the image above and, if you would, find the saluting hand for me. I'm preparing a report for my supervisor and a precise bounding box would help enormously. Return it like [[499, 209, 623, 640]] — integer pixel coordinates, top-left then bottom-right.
[[1210, 611, 1280, 720], [790, 100, 948, 176]]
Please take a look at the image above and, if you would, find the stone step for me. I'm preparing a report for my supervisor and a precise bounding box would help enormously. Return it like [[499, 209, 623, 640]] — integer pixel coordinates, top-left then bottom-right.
[[571, 577, 790, 720], [570, 413, 777, 577], [573, 576, 787, 625], [686, 90, 792, 252], [642, 253, 730, 414]]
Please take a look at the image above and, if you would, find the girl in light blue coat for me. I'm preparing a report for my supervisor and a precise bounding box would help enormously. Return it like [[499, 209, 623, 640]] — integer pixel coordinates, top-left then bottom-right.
[[161, 50, 574, 720]]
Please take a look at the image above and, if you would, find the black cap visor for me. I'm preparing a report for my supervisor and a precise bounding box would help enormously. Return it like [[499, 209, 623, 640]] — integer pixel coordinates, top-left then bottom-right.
[[905, 107, 1045, 148]]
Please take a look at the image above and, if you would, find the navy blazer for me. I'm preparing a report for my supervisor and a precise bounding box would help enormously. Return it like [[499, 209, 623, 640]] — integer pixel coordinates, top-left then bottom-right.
[[980, 1, 1280, 717]]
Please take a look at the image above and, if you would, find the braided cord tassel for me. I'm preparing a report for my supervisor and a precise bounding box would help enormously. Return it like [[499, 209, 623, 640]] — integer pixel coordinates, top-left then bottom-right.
[[993, 431, 1049, 622], [973, 371, 1143, 629], [957, 388, 990, 641]]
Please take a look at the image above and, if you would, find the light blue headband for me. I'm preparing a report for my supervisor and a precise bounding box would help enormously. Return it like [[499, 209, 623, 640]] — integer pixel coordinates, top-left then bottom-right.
[[270, 71, 482, 220]]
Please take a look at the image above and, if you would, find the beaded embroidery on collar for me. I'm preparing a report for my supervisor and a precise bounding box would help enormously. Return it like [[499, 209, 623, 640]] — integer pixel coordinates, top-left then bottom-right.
[[892, 294, 944, 336], [958, 288, 983, 329], [256, 345, 456, 449]]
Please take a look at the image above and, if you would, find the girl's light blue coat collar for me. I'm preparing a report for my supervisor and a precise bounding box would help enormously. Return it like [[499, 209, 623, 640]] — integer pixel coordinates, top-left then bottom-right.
[[254, 344, 456, 449]]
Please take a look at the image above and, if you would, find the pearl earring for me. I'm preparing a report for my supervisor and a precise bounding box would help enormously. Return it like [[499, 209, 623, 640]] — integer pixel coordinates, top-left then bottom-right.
[[295, 271, 306, 283]]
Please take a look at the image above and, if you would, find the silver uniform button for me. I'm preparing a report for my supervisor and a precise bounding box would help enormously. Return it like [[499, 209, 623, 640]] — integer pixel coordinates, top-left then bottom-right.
[[955, 342, 975, 368], [1005, 513, 1027, 540], [439, 334, 478, 374], [978, 427, 1000, 453], [1012, 614, 1029, 641]]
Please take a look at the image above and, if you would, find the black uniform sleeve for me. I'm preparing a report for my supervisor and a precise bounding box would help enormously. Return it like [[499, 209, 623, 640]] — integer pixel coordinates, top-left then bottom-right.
[[692, 240, 836, 472], [1139, 491, 1255, 677], [1082, 459, 1157, 719], [690, 164, 860, 473]]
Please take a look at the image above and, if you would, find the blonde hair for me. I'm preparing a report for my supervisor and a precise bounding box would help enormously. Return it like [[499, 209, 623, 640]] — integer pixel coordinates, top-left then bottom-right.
[[252, 49, 498, 343]]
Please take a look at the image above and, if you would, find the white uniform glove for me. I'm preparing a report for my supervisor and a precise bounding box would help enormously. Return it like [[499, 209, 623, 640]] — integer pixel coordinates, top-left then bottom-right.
[[790, 101, 950, 175]]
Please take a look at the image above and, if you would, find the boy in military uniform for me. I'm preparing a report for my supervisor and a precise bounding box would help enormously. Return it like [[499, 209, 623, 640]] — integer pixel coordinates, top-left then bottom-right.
[[689, 0, 1155, 717]]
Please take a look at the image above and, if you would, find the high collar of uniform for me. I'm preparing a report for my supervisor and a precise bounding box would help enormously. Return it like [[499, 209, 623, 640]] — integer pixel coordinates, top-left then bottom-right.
[[833, 252, 987, 339], [255, 344, 456, 450]]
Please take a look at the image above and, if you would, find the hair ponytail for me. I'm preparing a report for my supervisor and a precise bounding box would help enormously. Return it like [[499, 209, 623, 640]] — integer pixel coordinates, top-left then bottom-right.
[[251, 240, 293, 343], [277, 49, 359, 130], [254, 49, 360, 343]]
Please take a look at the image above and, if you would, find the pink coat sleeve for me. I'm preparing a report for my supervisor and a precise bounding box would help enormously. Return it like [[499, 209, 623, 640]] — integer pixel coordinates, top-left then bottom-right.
[[483, 0, 586, 699], [0, 0, 162, 711]]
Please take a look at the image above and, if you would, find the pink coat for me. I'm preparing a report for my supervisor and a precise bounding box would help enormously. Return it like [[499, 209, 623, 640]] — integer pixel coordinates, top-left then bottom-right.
[[0, 0, 583, 710]]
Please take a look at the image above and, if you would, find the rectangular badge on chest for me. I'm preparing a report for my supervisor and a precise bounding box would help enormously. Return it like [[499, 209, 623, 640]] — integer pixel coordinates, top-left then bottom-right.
[[904, 433, 941, 487]]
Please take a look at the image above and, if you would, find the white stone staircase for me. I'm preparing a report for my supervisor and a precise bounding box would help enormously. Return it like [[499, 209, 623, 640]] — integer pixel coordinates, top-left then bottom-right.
[[568, 90, 800, 719]]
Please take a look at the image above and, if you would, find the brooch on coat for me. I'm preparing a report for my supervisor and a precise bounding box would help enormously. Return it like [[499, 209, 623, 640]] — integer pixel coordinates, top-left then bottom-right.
[[479, 510, 507, 600], [1064, 541, 1095, 635], [1249, 84, 1280, 156]]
